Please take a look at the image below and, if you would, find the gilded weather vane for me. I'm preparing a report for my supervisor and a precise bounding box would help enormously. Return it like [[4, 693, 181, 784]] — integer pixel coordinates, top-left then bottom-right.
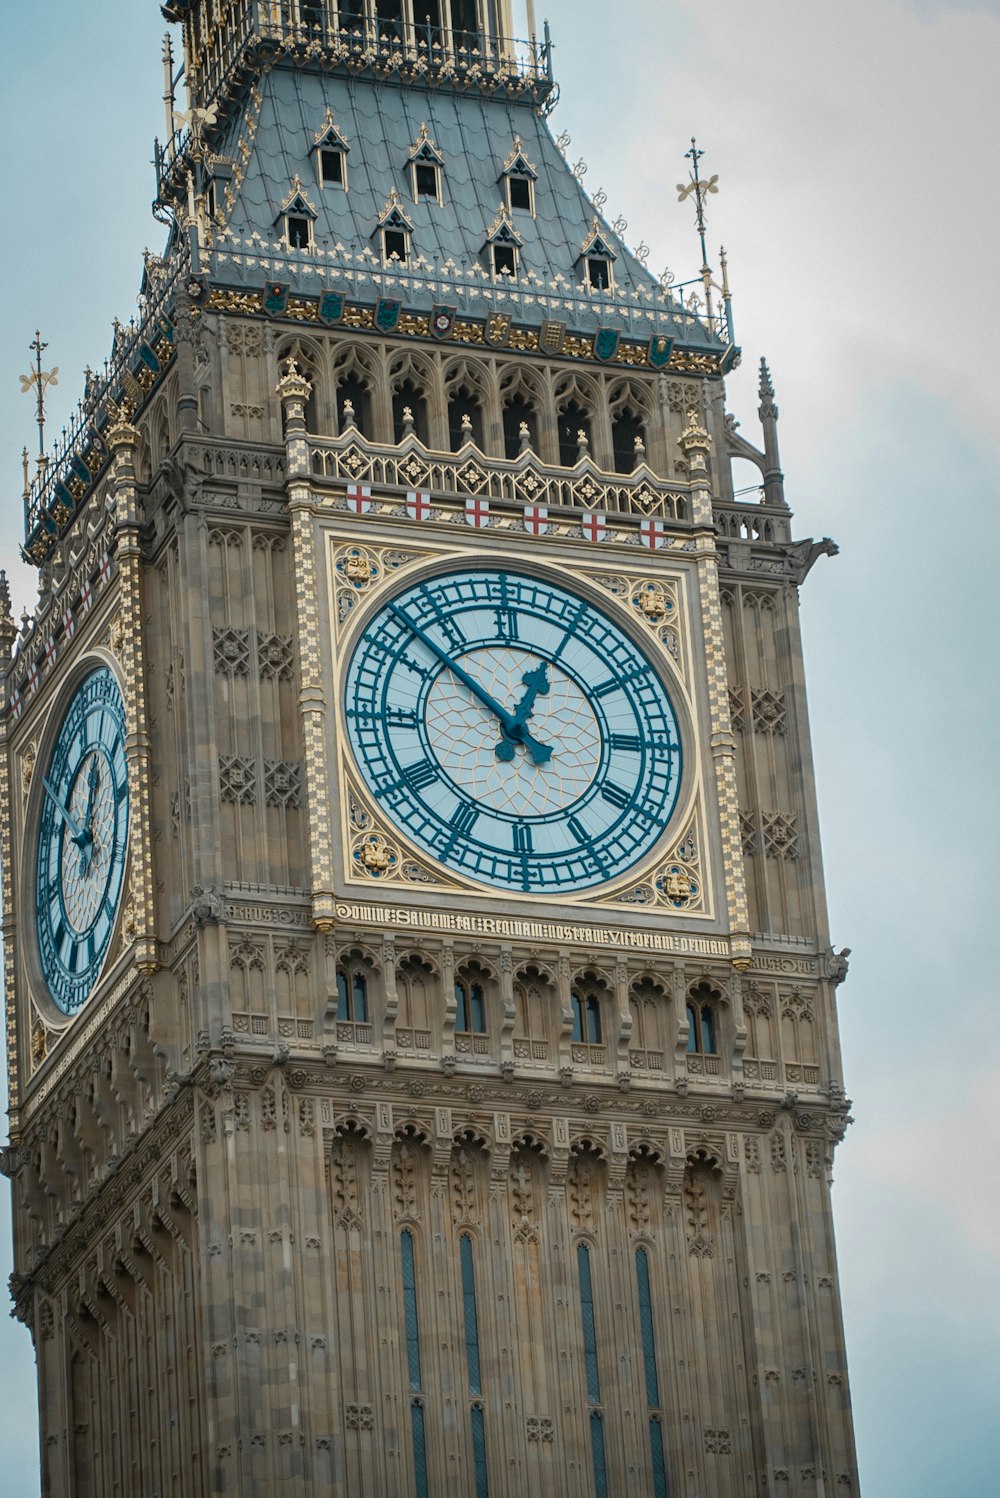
[[19, 331, 59, 483], [676, 138, 733, 340]]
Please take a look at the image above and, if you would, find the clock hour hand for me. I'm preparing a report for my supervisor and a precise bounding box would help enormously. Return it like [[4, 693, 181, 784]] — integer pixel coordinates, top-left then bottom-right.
[[390, 605, 553, 766], [41, 775, 86, 845], [496, 662, 550, 763], [79, 758, 101, 875]]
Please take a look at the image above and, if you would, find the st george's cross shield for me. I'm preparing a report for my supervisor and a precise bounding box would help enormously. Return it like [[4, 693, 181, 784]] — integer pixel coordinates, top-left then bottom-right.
[[640, 518, 666, 550], [581, 512, 607, 543], [465, 497, 490, 528], [524, 505, 549, 535], [346, 485, 372, 514], [406, 490, 432, 521]]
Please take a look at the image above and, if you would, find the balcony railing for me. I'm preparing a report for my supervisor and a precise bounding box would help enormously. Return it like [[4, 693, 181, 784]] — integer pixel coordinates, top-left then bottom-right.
[[22, 255, 185, 557], [161, 3, 555, 190]]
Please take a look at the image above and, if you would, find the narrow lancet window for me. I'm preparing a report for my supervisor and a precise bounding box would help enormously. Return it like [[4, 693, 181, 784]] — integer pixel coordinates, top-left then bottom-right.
[[401, 1230, 430, 1498], [460, 1235, 489, 1497], [636, 1247, 671, 1498], [577, 1243, 609, 1498]]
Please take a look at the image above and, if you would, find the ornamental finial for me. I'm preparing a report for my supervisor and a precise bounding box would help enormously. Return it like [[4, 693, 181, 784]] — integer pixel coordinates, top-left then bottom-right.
[[677, 139, 721, 325], [19, 332, 59, 475]]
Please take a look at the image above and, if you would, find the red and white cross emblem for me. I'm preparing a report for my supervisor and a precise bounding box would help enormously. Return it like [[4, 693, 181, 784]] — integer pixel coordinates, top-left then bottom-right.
[[62, 604, 76, 640], [9, 689, 22, 722], [26, 661, 39, 695], [581, 512, 607, 543], [346, 484, 372, 514], [524, 505, 549, 535], [80, 579, 94, 615], [406, 490, 432, 521], [45, 635, 58, 670], [98, 551, 112, 584], [640, 518, 665, 550], [465, 497, 490, 528]]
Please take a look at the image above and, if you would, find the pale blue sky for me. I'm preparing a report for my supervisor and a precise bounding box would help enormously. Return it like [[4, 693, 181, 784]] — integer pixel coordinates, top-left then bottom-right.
[[2, 3, 999, 1494]]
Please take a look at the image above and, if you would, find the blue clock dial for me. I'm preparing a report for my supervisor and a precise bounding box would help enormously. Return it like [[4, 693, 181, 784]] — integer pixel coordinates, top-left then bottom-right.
[[344, 570, 683, 893], [35, 666, 130, 1015]]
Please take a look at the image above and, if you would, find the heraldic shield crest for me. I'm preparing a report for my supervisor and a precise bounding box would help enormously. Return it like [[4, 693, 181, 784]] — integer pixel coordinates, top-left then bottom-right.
[[430, 304, 456, 340], [648, 334, 674, 369], [594, 327, 620, 362], [263, 281, 289, 316], [375, 298, 402, 333], [318, 291, 345, 326]]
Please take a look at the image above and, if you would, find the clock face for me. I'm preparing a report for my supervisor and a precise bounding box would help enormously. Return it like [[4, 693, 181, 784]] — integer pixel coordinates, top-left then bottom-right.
[[344, 570, 683, 893], [35, 666, 130, 1015]]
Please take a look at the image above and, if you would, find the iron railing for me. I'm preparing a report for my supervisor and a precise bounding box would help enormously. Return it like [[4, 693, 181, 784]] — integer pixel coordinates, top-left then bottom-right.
[[23, 255, 186, 550], [159, 3, 555, 192]]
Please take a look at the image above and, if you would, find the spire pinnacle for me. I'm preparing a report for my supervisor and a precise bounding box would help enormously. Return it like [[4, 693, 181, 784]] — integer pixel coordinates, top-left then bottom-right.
[[677, 138, 721, 325], [19, 332, 59, 476]]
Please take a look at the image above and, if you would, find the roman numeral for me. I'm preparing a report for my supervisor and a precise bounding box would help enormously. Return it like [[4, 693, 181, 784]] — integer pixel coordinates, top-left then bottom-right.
[[496, 608, 519, 642], [568, 816, 590, 846], [609, 734, 642, 752], [592, 678, 621, 699], [402, 759, 437, 792], [425, 598, 465, 650], [386, 708, 419, 729], [601, 781, 631, 811], [451, 803, 480, 838], [513, 822, 533, 855]]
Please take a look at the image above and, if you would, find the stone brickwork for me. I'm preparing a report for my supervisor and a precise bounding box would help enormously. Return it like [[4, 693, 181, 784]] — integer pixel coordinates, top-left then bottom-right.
[[0, 4, 857, 1494]]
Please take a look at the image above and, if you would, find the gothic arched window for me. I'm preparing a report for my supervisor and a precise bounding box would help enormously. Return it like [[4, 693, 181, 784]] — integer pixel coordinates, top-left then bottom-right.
[[337, 969, 369, 1024], [455, 979, 487, 1035], [502, 395, 536, 458], [685, 982, 721, 1072], [612, 405, 647, 473], [392, 378, 430, 445], [557, 401, 591, 467], [571, 990, 603, 1045], [337, 374, 371, 437], [447, 382, 484, 451]]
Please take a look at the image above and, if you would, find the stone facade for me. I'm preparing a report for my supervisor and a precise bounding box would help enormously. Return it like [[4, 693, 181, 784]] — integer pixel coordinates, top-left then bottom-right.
[[1, 3, 857, 1494]]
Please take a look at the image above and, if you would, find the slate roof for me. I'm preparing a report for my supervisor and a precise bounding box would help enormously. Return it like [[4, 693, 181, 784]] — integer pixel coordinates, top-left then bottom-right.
[[208, 64, 720, 349]]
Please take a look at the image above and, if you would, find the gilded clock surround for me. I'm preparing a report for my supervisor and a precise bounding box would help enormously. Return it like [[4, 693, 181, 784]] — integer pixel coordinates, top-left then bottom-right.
[[0, 5, 857, 1495]]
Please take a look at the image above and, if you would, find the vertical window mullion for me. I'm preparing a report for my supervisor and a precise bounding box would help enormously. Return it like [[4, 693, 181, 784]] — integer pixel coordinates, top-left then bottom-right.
[[636, 1246, 670, 1498], [400, 1231, 430, 1497], [460, 1235, 489, 1497], [577, 1243, 608, 1496]]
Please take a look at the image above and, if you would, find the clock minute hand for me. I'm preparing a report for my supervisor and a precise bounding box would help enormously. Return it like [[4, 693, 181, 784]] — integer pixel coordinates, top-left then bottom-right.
[[390, 605, 553, 766], [41, 775, 86, 844]]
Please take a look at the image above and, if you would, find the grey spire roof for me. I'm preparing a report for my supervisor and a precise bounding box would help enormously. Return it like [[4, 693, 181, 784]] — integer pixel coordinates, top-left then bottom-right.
[[208, 65, 719, 348]]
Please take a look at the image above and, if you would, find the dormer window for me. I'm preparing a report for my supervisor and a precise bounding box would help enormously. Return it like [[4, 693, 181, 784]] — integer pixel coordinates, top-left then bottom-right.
[[587, 255, 612, 289], [483, 205, 524, 280], [407, 123, 445, 205], [320, 149, 344, 186], [508, 174, 533, 213], [275, 178, 318, 251], [414, 162, 439, 200], [500, 136, 539, 217], [384, 229, 408, 261], [311, 110, 350, 192], [578, 220, 618, 292], [287, 214, 312, 249], [493, 245, 517, 276], [376, 189, 415, 263]]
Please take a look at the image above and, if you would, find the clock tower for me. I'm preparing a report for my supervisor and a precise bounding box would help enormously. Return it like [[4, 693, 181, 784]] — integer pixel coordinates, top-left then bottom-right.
[[1, 4, 859, 1495]]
